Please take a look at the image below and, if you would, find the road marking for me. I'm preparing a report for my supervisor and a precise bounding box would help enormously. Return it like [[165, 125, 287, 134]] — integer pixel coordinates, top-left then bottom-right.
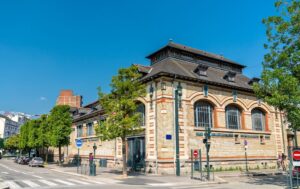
[[89, 180, 105, 185], [53, 179, 75, 186], [147, 183, 175, 186], [32, 174, 43, 179], [67, 179, 90, 185], [38, 179, 58, 186], [4, 181, 22, 189], [1, 172, 9, 174], [23, 180, 40, 187]]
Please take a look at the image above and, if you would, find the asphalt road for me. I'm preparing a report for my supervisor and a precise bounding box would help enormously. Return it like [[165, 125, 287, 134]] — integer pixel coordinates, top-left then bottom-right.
[[0, 158, 288, 189], [0, 159, 122, 189]]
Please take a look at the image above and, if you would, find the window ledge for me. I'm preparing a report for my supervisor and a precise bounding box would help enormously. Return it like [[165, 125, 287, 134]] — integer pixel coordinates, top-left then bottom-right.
[[193, 127, 271, 135]]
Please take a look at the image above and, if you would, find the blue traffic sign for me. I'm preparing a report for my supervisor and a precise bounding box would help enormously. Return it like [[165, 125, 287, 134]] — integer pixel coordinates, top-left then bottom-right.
[[76, 139, 83, 148]]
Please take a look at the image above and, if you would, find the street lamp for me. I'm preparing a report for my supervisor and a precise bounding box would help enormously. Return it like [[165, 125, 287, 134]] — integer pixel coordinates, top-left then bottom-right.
[[244, 140, 249, 172], [175, 82, 182, 176], [203, 126, 211, 180]]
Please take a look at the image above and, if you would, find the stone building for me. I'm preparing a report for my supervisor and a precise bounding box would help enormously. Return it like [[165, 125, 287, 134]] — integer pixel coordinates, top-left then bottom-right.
[[65, 42, 288, 175]]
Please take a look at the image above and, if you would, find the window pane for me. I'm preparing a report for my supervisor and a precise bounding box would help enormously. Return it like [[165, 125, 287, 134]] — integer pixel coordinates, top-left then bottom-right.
[[252, 109, 265, 131], [194, 101, 213, 128], [226, 106, 240, 129], [137, 103, 145, 126]]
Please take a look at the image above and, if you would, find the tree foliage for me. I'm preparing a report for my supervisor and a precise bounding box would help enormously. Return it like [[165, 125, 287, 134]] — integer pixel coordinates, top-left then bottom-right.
[[254, 0, 300, 129], [0, 138, 4, 149], [95, 65, 146, 176], [47, 105, 72, 165], [4, 134, 20, 150]]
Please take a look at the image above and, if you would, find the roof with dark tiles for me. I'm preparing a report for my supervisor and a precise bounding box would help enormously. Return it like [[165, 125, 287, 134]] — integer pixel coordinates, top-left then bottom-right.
[[138, 42, 255, 92]]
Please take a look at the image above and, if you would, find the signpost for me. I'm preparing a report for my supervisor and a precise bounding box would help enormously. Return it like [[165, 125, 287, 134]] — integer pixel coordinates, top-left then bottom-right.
[[293, 149, 300, 166], [76, 139, 83, 173], [193, 150, 198, 158]]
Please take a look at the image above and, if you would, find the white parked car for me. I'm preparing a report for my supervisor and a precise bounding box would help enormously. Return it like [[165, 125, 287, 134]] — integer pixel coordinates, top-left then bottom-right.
[[29, 157, 44, 167]]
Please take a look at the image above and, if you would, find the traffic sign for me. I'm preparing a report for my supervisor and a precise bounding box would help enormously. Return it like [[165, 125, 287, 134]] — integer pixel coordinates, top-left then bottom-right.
[[76, 139, 83, 148], [293, 150, 300, 161], [193, 150, 198, 158]]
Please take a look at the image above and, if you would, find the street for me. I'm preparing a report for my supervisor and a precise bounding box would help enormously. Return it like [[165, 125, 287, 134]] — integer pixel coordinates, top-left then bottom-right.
[[0, 159, 287, 189]]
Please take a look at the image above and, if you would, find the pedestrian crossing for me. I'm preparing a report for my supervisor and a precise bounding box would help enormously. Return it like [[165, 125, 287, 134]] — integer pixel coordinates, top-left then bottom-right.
[[3, 178, 106, 188]]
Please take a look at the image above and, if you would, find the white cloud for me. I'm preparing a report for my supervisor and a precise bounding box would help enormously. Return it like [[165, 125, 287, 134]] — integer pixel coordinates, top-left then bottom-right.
[[40, 97, 47, 101]]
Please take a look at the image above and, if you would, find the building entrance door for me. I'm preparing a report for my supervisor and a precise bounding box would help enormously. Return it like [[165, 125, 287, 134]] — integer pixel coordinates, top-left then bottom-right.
[[127, 137, 145, 171]]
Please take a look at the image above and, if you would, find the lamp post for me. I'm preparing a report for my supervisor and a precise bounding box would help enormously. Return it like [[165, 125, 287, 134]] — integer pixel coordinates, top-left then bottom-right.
[[92, 143, 97, 176], [244, 140, 248, 172], [204, 126, 211, 180], [175, 82, 182, 176]]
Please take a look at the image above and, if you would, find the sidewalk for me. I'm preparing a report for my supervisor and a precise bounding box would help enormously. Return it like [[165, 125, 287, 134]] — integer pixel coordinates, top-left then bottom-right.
[[44, 163, 227, 186]]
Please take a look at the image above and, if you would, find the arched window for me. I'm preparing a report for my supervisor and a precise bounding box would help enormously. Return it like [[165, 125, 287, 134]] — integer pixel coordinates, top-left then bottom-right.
[[194, 101, 213, 128], [226, 105, 241, 130], [137, 102, 146, 126], [251, 109, 265, 131]]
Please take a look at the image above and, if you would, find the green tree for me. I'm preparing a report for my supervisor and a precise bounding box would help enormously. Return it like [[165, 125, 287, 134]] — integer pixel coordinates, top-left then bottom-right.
[[38, 115, 52, 163], [95, 65, 146, 176], [27, 119, 42, 156], [19, 122, 30, 155], [0, 138, 4, 150], [4, 134, 20, 150], [48, 105, 72, 166], [254, 0, 300, 143]]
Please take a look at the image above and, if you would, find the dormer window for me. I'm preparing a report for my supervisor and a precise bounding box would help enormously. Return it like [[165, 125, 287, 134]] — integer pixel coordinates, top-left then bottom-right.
[[248, 77, 260, 85], [224, 71, 236, 82], [194, 64, 208, 76]]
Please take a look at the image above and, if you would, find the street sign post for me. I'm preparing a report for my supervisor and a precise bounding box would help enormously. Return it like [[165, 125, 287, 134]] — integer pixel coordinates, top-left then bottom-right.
[[193, 150, 198, 158], [76, 139, 83, 173]]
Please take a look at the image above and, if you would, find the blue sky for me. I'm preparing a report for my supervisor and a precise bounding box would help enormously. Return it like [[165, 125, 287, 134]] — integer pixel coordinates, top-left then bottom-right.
[[0, 0, 277, 115]]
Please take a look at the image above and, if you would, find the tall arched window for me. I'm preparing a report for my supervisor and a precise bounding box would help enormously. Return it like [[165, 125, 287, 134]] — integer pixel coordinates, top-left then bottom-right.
[[226, 105, 241, 130], [137, 102, 145, 126], [194, 101, 213, 128], [251, 108, 265, 131]]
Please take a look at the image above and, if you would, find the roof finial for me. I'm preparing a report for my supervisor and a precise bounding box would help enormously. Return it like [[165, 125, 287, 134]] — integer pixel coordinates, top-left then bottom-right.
[[168, 38, 173, 43]]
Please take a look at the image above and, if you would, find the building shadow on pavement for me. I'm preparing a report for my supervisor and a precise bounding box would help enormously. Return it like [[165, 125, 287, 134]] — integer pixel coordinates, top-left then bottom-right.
[[243, 175, 287, 188]]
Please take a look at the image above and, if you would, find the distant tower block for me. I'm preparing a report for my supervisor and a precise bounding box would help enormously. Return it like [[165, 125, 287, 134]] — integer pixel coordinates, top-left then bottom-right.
[[56, 90, 82, 108]]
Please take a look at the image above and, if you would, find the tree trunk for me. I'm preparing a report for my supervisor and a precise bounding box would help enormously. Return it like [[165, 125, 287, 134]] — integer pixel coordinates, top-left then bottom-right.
[[45, 147, 49, 164], [58, 144, 62, 166], [28, 148, 31, 157], [36, 148, 40, 157], [122, 137, 127, 177], [295, 129, 298, 147]]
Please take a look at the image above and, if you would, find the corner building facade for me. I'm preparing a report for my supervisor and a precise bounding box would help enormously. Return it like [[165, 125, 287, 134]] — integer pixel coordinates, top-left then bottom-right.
[[67, 42, 288, 175]]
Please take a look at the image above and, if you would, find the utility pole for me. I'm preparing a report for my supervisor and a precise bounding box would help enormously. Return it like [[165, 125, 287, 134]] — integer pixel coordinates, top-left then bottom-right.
[[175, 83, 182, 176]]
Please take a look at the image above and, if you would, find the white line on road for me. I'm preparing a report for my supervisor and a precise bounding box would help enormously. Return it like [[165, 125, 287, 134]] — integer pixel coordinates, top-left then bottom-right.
[[89, 180, 105, 185], [31, 174, 43, 179], [67, 178, 90, 185], [4, 181, 22, 189], [147, 183, 175, 186], [23, 180, 40, 187], [38, 179, 58, 186], [1, 172, 9, 174], [53, 179, 75, 186]]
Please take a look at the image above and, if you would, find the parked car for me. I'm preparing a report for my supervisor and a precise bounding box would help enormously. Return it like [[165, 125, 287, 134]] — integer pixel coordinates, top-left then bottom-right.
[[29, 157, 44, 167], [20, 157, 31, 165], [17, 156, 25, 164]]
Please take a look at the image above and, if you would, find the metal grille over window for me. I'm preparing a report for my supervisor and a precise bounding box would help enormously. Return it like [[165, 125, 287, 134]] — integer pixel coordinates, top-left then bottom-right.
[[137, 103, 145, 126], [194, 101, 213, 128], [87, 122, 94, 136], [251, 109, 265, 131], [225, 105, 241, 129]]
